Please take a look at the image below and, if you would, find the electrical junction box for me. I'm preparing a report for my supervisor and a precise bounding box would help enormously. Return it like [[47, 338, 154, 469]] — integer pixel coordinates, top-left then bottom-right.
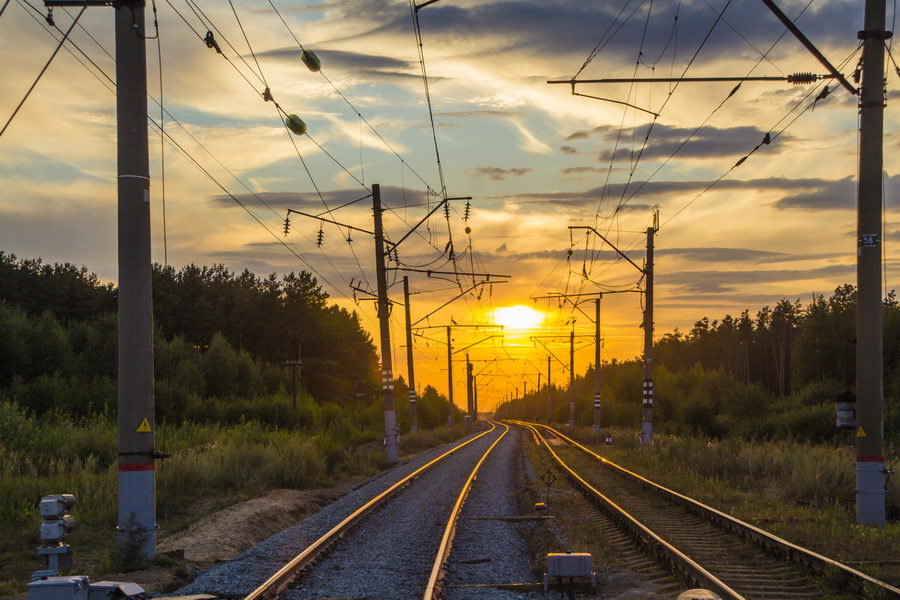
[[40, 516, 76, 543], [88, 581, 149, 600], [27, 576, 89, 600], [836, 401, 856, 428], [677, 590, 722, 600], [39, 495, 75, 519], [547, 552, 593, 578]]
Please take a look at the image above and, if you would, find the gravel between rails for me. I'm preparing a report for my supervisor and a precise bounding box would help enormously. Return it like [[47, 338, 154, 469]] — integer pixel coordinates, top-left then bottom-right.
[[284, 425, 506, 600], [173, 429, 493, 598], [443, 426, 545, 600]]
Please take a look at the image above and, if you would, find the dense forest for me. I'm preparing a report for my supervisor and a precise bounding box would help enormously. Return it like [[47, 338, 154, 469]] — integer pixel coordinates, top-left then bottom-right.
[[496, 284, 900, 443], [0, 252, 456, 431]]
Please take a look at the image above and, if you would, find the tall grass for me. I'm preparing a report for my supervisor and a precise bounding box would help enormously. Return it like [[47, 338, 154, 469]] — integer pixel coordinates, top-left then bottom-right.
[[572, 427, 899, 508], [565, 426, 900, 584], [0, 403, 460, 595]]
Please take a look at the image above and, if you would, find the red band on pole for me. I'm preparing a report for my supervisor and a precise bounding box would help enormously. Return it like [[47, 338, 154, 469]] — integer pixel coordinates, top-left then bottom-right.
[[118, 463, 155, 471], [856, 456, 885, 463]]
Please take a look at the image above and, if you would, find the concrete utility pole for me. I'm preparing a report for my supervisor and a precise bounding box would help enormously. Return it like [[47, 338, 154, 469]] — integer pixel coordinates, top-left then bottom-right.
[[285, 343, 302, 410], [446, 326, 454, 426], [642, 224, 656, 445], [568, 329, 575, 427], [473, 375, 478, 420], [466, 355, 474, 425], [111, 0, 155, 559], [547, 354, 552, 422], [856, 0, 888, 527], [372, 184, 398, 463], [569, 222, 656, 439], [594, 297, 602, 433], [402, 277, 418, 433], [536, 372, 542, 421]]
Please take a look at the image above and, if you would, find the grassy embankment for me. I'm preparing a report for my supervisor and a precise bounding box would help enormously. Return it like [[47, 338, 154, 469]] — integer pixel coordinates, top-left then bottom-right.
[[561, 426, 900, 586], [0, 402, 465, 596]]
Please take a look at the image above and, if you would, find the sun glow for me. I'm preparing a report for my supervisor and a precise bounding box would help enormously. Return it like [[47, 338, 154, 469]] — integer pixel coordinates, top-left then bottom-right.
[[492, 305, 545, 330]]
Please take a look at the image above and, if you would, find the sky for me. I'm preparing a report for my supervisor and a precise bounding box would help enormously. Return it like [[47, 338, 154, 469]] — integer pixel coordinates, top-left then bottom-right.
[[1, 0, 897, 411]]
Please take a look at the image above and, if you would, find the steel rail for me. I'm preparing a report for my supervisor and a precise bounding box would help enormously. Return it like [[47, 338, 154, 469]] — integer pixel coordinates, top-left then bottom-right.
[[243, 423, 499, 600], [423, 421, 510, 599], [528, 422, 900, 597], [513, 421, 746, 599]]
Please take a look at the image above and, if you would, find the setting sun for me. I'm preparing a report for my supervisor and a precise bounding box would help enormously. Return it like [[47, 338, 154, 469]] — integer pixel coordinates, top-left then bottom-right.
[[492, 305, 545, 330]]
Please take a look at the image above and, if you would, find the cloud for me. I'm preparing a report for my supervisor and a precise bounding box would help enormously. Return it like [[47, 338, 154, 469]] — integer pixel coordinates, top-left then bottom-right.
[[492, 176, 865, 208], [562, 124, 786, 161], [255, 47, 442, 83], [323, 0, 858, 70], [470, 167, 534, 181], [773, 174, 900, 210], [561, 166, 604, 174], [560, 146, 578, 155], [436, 109, 518, 119], [659, 264, 856, 293], [209, 186, 420, 210], [260, 47, 411, 71], [659, 247, 790, 262], [772, 175, 854, 210]]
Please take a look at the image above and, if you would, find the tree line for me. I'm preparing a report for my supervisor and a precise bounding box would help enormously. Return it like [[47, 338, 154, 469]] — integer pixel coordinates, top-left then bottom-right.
[[0, 252, 457, 431], [496, 285, 900, 443]]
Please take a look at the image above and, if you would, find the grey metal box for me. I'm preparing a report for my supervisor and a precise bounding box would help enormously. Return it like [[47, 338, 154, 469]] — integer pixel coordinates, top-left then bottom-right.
[[547, 552, 592, 577], [88, 581, 148, 600], [27, 576, 89, 600]]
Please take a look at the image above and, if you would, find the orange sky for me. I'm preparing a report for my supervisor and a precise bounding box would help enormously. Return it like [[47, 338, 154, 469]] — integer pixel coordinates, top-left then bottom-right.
[[2, 0, 897, 410]]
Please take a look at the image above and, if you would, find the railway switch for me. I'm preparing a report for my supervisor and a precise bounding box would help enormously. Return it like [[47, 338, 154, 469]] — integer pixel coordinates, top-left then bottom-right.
[[543, 552, 596, 593], [676, 590, 722, 600]]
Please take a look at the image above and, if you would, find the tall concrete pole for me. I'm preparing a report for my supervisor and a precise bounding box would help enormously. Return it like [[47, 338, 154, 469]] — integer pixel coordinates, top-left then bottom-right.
[[642, 226, 655, 444], [446, 326, 454, 426], [536, 372, 541, 421], [568, 329, 575, 427], [402, 277, 418, 433], [372, 185, 398, 463], [466, 354, 474, 425], [546, 354, 552, 422], [473, 375, 478, 420], [115, 0, 156, 560], [594, 297, 602, 433], [856, 0, 887, 527]]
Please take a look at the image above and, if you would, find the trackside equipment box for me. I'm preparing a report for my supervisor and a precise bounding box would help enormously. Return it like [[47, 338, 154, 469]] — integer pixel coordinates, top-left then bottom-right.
[[27, 576, 89, 600], [547, 552, 592, 577]]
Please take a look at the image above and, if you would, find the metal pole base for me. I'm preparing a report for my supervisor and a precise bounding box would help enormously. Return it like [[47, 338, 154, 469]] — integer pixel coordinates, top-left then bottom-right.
[[383, 409, 398, 463], [856, 459, 886, 527], [641, 421, 653, 446], [117, 469, 156, 559]]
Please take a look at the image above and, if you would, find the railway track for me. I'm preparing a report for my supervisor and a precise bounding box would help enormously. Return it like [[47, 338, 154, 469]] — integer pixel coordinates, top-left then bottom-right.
[[518, 421, 900, 600], [241, 421, 509, 600]]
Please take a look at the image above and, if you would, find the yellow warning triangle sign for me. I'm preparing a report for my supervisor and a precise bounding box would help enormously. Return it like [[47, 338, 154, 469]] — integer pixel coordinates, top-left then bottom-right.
[[856, 426, 867, 438], [136, 418, 152, 433]]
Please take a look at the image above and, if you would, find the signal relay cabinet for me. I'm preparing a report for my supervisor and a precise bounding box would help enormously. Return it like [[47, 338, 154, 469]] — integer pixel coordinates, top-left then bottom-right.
[[27, 577, 148, 600]]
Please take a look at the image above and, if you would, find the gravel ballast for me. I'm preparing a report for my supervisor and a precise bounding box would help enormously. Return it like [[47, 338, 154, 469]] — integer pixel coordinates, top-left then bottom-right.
[[174, 427, 501, 598], [442, 425, 544, 600], [285, 425, 506, 599]]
